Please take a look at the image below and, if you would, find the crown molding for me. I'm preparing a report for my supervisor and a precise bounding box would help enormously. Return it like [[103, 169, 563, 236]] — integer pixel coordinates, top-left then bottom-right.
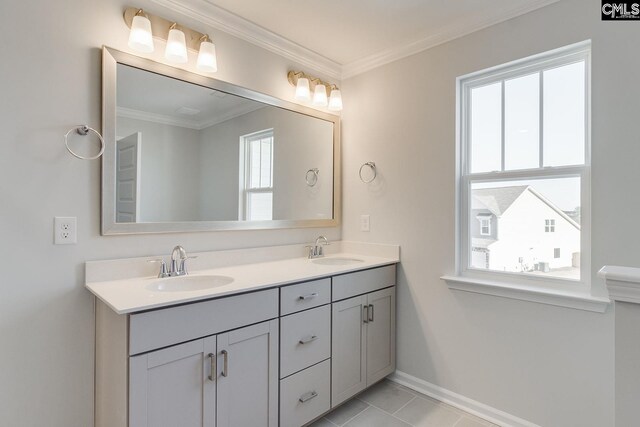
[[341, 0, 562, 78], [150, 0, 342, 80], [149, 0, 560, 80]]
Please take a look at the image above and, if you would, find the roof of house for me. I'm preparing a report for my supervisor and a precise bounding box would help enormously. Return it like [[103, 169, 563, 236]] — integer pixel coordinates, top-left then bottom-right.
[[471, 185, 529, 216], [472, 185, 580, 230]]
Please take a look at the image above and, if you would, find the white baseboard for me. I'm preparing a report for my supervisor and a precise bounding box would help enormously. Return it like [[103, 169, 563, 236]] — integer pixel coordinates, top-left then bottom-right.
[[387, 371, 540, 427]]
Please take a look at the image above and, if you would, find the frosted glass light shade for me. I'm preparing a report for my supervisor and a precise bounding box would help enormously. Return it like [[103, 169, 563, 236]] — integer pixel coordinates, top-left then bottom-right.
[[328, 88, 343, 111], [295, 77, 310, 101], [313, 84, 328, 107], [165, 28, 188, 63], [197, 40, 218, 73], [128, 15, 154, 53]]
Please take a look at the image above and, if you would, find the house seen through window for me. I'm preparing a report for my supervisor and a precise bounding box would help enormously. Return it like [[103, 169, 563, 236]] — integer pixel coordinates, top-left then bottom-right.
[[459, 42, 589, 283], [241, 129, 274, 221]]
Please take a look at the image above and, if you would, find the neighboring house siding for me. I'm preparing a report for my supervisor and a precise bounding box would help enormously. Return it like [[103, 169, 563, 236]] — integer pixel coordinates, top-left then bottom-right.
[[470, 187, 580, 274]]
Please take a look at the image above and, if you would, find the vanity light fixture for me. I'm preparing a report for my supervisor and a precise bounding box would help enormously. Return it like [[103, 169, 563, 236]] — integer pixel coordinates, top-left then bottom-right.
[[165, 23, 188, 63], [196, 35, 218, 73], [123, 7, 218, 73], [127, 10, 154, 53], [288, 71, 342, 111]]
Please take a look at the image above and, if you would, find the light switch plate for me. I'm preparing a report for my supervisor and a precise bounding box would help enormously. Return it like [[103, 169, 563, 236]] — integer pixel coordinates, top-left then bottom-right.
[[360, 215, 370, 232], [54, 217, 77, 244]]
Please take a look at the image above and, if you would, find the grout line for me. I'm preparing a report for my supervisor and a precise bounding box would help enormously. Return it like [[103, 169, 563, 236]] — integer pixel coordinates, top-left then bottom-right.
[[339, 405, 372, 426], [322, 417, 340, 426], [392, 395, 417, 415]]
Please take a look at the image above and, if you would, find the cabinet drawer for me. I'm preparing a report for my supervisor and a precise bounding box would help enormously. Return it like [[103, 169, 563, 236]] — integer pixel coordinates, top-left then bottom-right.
[[332, 265, 396, 302], [280, 278, 331, 315], [129, 289, 278, 355], [280, 360, 331, 427], [280, 305, 331, 378]]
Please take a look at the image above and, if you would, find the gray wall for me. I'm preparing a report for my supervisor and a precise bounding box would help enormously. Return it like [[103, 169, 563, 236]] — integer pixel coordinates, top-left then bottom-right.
[[0, 1, 339, 426], [341, 1, 626, 425]]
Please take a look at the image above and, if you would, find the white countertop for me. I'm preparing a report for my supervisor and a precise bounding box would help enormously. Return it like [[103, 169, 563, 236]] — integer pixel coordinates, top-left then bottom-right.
[[86, 247, 399, 314]]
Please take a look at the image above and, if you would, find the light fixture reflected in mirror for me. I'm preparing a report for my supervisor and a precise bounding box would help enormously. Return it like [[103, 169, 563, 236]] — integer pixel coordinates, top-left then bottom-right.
[[196, 35, 217, 73], [165, 24, 188, 63], [295, 77, 311, 101], [288, 71, 342, 111], [127, 10, 154, 53]]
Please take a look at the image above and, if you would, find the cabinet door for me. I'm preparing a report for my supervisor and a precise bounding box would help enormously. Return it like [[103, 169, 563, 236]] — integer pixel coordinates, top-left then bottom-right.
[[331, 294, 368, 407], [366, 287, 396, 386], [129, 337, 216, 427], [216, 319, 279, 427]]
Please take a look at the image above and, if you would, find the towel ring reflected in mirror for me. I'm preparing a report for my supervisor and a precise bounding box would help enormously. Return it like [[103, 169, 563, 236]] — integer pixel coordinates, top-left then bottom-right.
[[359, 162, 377, 183], [64, 125, 105, 160], [306, 168, 319, 187]]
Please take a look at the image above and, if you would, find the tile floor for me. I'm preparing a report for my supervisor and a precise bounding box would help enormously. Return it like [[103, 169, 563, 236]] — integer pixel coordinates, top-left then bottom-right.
[[309, 380, 499, 427]]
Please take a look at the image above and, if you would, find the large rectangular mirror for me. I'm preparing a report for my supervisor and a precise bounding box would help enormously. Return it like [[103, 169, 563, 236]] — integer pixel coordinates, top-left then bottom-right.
[[102, 47, 340, 234]]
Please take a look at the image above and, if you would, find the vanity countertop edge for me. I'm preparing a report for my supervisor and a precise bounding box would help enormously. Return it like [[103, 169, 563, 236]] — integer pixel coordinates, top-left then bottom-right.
[[85, 243, 400, 315]]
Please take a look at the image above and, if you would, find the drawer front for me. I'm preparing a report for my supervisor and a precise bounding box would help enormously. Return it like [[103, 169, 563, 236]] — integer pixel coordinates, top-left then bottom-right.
[[129, 289, 278, 355], [332, 264, 396, 302], [280, 305, 331, 378], [280, 359, 331, 427], [280, 278, 331, 315]]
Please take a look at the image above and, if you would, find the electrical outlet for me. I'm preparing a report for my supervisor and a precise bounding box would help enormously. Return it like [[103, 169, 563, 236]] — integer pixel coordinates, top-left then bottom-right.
[[360, 215, 370, 232], [54, 217, 77, 245]]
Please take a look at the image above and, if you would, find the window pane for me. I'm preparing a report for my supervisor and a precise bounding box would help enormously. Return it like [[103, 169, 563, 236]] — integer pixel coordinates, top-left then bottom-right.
[[249, 139, 261, 188], [470, 177, 580, 280], [470, 83, 502, 173], [247, 192, 272, 221], [505, 73, 540, 170], [260, 137, 272, 187], [543, 61, 586, 166]]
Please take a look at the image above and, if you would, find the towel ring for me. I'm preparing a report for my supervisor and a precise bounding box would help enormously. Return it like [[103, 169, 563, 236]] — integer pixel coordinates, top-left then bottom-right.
[[64, 125, 105, 160], [359, 162, 377, 183], [306, 168, 319, 187]]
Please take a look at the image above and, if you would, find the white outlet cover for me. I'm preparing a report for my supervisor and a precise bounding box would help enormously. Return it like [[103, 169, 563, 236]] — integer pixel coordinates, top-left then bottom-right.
[[54, 217, 77, 245], [360, 215, 370, 232]]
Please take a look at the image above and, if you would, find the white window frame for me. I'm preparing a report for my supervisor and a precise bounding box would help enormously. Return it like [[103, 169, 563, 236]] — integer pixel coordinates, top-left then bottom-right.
[[545, 219, 556, 233], [239, 129, 274, 221], [444, 41, 607, 313], [478, 216, 491, 236]]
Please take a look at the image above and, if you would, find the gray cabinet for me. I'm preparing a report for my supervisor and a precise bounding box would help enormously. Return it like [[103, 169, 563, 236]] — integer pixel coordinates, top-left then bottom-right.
[[129, 320, 278, 427], [331, 286, 396, 407]]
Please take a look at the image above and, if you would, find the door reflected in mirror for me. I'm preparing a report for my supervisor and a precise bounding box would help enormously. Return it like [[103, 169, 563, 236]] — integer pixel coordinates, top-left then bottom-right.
[[114, 63, 334, 224]]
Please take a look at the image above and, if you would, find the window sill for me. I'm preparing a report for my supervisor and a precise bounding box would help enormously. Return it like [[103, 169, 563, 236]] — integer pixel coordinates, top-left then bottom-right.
[[441, 275, 610, 313]]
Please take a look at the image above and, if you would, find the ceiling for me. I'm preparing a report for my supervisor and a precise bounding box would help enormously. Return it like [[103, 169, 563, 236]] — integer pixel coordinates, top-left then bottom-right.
[[193, 0, 560, 77]]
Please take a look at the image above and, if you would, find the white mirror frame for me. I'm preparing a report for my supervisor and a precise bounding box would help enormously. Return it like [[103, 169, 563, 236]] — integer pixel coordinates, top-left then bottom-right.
[[101, 47, 341, 235]]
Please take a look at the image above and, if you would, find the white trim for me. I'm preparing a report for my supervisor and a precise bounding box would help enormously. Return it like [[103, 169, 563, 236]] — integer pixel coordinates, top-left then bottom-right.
[[388, 370, 541, 427], [442, 275, 610, 313], [599, 266, 640, 304], [341, 0, 561, 78], [150, 0, 560, 80], [150, 0, 342, 80]]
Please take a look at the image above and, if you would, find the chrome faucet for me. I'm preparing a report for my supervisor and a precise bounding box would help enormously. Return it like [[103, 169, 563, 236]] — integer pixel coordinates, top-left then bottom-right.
[[306, 236, 330, 259], [148, 245, 197, 278]]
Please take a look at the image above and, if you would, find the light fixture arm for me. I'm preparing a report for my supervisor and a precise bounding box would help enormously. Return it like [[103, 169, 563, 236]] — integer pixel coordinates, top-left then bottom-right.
[[123, 6, 208, 52], [287, 71, 337, 94]]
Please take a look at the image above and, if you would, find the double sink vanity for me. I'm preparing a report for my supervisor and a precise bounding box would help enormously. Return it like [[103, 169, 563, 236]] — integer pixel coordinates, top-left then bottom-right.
[[86, 241, 399, 427]]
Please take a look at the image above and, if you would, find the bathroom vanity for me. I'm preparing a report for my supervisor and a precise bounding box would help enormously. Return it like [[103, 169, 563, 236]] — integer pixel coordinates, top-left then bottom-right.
[[87, 243, 399, 427]]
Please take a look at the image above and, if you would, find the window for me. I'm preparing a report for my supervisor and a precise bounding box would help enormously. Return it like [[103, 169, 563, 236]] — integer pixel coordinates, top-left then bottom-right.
[[545, 219, 556, 233], [240, 130, 274, 221], [478, 217, 491, 236], [457, 42, 590, 286]]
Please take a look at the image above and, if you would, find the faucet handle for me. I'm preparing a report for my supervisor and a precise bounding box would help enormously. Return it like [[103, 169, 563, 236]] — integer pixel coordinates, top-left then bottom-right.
[[305, 245, 315, 259], [148, 259, 169, 278]]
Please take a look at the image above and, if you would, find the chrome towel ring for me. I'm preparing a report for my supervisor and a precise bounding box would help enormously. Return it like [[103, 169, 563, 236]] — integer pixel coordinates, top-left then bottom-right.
[[64, 125, 105, 160], [359, 162, 377, 183], [306, 168, 319, 187]]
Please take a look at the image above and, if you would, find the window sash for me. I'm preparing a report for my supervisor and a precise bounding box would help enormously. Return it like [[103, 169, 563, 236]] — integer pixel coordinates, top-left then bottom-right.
[[456, 41, 591, 289]]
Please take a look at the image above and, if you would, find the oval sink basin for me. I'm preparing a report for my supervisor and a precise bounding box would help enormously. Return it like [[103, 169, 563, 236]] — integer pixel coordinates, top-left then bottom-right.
[[146, 275, 234, 292], [312, 257, 364, 266]]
